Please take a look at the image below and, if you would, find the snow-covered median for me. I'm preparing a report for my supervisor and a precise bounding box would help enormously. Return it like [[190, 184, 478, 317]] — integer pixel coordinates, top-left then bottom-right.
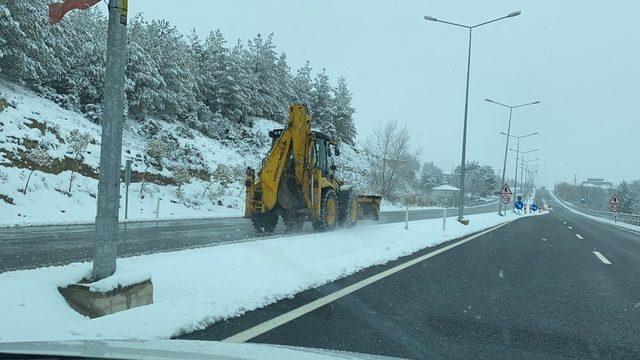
[[0, 211, 540, 342]]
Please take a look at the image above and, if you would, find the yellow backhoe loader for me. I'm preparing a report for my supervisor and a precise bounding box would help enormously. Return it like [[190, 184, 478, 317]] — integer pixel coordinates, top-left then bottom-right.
[[245, 104, 381, 234]]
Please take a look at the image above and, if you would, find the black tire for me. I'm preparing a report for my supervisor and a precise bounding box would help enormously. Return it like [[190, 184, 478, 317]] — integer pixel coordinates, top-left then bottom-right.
[[313, 189, 338, 232], [338, 190, 358, 227], [282, 211, 305, 233], [251, 212, 278, 235]]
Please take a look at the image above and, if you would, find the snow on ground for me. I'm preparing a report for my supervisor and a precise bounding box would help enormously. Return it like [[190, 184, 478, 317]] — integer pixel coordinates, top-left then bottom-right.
[[0, 211, 545, 343], [379, 198, 499, 212], [549, 191, 640, 232]]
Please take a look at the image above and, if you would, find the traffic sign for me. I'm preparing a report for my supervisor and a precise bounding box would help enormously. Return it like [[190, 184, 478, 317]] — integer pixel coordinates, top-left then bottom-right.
[[501, 194, 511, 204], [610, 204, 620, 213], [609, 194, 621, 205], [514, 200, 524, 210], [531, 203, 539, 212], [500, 184, 512, 195]]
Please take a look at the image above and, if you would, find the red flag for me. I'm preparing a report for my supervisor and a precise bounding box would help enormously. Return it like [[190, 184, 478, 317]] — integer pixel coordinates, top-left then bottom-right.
[[49, 0, 101, 25]]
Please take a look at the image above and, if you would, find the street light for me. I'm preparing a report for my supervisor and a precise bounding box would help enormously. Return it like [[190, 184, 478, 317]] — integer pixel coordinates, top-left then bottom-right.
[[487, 98, 540, 215], [501, 131, 538, 201], [424, 11, 521, 222]]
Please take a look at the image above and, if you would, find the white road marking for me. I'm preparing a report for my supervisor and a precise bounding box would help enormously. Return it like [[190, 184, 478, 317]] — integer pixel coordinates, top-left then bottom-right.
[[576, 234, 584, 239], [542, 238, 547, 241], [593, 251, 612, 265], [223, 220, 515, 343], [563, 221, 567, 225], [568, 226, 573, 230]]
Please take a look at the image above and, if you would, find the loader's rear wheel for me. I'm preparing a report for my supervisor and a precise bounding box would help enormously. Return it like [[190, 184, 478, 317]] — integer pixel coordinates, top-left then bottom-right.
[[282, 211, 304, 233], [251, 212, 278, 235], [313, 190, 338, 232], [338, 190, 358, 227]]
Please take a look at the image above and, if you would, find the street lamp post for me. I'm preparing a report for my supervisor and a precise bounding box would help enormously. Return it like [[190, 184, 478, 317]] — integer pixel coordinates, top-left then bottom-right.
[[501, 131, 538, 210], [522, 158, 539, 200], [486, 98, 539, 215], [509, 148, 538, 206], [424, 11, 521, 222]]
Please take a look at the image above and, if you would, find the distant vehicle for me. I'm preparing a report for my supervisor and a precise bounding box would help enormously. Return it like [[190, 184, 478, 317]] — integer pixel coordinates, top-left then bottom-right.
[[245, 104, 381, 234]]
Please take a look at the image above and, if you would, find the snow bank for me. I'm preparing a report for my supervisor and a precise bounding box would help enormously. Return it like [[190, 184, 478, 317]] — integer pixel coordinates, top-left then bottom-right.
[[0, 211, 543, 343]]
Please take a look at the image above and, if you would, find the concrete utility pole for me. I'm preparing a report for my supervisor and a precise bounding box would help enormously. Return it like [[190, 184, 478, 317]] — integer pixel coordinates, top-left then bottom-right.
[[93, 0, 128, 281]]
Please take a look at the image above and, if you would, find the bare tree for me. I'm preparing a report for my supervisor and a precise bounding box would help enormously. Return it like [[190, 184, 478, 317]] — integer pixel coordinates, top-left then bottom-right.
[[66, 129, 92, 193], [23, 147, 53, 194], [363, 119, 417, 201]]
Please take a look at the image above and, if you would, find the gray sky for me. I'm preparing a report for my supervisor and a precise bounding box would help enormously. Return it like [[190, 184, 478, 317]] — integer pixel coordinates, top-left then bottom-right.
[[112, 0, 640, 187]]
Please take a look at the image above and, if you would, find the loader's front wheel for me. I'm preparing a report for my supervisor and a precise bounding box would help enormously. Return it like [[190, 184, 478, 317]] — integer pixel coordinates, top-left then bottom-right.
[[313, 190, 338, 232], [252, 212, 278, 235]]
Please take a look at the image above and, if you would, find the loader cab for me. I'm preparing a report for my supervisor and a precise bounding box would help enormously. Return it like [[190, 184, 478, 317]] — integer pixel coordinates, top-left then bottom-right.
[[313, 131, 339, 179]]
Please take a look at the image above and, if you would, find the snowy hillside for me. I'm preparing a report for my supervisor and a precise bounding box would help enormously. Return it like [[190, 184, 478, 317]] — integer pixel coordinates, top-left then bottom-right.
[[0, 79, 368, 226]]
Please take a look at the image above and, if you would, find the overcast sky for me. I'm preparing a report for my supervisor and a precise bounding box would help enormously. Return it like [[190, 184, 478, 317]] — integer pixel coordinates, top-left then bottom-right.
[[109, 0, 640, 187]]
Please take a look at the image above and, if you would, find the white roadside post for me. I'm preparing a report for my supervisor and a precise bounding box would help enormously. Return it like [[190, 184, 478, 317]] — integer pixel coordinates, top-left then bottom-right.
[[156, 197, 161, 219], [442, 206, 447, 231], [92, 0, 128, 281], [404, 205, 409, 230]]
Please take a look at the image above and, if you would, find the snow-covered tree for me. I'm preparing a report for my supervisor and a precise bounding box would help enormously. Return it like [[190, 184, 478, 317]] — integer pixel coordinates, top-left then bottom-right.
[[333, 76, 356, 145], [23, 146, 52, 194], [364, 119, 413, 200], [66, 129, 92, 193], [618, 181, 639, 214], [140, 137, 172, 197], [292, 61, 313, 107], [172, 166, 191, 198], [310, 68, 335, 134], [420, 162, 444, 189]]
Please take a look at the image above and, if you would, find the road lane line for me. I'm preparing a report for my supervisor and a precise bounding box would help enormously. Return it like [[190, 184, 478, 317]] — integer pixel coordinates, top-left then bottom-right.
[[568, 226, 573, 230], [576, 234, 584, 239], [223, 220, 516, 343], [593, 251, 612, 265], [563, 221, 567, 225]]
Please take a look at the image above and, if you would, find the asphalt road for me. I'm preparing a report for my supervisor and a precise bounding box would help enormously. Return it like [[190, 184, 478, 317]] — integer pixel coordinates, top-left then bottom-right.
[[0, 201, 499, 273], [182, 193, 640, 359]]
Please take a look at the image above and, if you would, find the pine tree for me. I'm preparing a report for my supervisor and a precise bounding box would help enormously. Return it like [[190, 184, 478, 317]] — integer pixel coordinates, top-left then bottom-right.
[[292, 61, 313, 107], [333, 76, 356, 145], [310, 68, 336, 136]]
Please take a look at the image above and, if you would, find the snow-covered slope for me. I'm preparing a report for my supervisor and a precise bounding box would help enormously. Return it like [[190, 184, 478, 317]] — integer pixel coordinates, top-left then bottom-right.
[[0, 80, 362, 226], [0, 79, 367, 226]]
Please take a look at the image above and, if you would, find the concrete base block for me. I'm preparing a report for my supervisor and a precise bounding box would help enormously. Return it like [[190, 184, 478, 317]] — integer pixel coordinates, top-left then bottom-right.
[[59, 279, 153, 318], [458, 219, 470, 225]]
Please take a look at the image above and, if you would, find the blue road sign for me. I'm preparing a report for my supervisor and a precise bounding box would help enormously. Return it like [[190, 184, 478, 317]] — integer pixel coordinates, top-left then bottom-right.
[[531, 203, 539, 212], [515, 201, 524, 210]]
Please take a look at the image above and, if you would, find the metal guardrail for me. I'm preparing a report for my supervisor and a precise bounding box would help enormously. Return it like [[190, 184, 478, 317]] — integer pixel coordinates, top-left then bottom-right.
[[558, 197, 640, 227]]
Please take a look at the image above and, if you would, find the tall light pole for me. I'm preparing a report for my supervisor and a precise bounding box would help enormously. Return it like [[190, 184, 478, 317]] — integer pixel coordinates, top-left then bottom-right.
[[520, 157, 540, 201], [424, 11, 521, 222], [486, 98, 539, 215], [509, 148, 537, 204], [501, 131, 538, 206]]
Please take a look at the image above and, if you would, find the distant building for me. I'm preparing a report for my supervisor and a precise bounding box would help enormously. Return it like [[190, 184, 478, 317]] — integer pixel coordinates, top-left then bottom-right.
[[431, 184, 459, 205], [581, 178, 614, 190]]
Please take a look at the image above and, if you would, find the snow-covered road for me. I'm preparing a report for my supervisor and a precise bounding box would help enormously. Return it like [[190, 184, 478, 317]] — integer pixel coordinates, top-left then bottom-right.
[[0, 211, 537, 343]]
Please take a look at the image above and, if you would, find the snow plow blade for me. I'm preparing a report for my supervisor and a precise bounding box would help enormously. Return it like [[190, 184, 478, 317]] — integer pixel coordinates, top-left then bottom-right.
[[357, 195, 381, 220]]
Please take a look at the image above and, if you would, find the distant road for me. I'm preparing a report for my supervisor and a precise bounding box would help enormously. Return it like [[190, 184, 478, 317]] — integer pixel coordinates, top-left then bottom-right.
[[0, 201, 498, 273]]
